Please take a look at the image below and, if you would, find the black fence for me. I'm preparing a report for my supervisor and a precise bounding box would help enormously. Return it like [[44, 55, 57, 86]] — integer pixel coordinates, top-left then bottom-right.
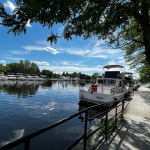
[[0, 99, 126, 150]]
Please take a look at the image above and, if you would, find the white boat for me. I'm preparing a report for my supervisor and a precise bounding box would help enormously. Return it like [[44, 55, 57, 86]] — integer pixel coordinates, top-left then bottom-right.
[[0, 72, 7, 81], [7, 73, 16, 80], [58, 76, 69, 81], [24, 74, 34, 81], [79, 65, 134, 105], [32, 74, 43, 81], [16, 73, 26, 80], [133, 76, 139, 90]]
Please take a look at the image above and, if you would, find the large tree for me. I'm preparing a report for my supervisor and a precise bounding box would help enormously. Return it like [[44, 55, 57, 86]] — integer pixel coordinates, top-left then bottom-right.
[[1, 0, 150, 65], [139, 64, 150, 82]]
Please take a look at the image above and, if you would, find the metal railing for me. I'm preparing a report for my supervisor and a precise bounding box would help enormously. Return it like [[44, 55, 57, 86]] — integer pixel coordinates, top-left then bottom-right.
[[0, 99, 126, 150]]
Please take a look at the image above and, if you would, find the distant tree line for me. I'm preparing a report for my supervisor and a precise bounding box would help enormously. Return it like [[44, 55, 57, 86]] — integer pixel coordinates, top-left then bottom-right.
[[60, 71, 102, 81], [0, 60, 40, 75], [0, 60, 54, 78], [0, 61, 102, 80]]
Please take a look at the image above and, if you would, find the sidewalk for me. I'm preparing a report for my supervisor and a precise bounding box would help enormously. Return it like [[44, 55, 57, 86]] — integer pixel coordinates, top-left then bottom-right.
[[96, 85, 150, 150]]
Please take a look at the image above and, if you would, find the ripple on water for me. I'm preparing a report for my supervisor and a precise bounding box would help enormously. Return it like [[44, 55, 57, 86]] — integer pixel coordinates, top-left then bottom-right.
[[0, 81, 92, 150]]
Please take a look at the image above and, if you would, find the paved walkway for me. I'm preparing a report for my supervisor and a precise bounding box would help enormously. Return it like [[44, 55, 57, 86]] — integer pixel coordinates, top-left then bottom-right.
[[96, 85, 150, 150]]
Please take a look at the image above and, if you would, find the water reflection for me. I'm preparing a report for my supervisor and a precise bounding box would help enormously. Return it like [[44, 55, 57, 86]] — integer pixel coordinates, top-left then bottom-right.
[[0, 129, 24, 147], [0, 80, 53, 98], [78, 100, 104, 124], [0, 80, 85, 150]]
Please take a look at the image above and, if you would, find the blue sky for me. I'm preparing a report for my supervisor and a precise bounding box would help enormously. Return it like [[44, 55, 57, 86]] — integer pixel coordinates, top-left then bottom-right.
[[0, 0, 139, 77]]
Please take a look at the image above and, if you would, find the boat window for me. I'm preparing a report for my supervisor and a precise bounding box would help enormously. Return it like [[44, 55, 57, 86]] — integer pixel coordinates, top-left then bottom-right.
[[97, 79, 103, 83], [107, 80, 116, 84], [119, 81, 122, 87], [105, 71, 120, 78]]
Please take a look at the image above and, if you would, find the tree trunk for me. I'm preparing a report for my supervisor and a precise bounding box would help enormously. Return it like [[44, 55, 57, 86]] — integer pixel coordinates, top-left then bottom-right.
[[144, 35, 150, 66], [132, 0, 150, 66]]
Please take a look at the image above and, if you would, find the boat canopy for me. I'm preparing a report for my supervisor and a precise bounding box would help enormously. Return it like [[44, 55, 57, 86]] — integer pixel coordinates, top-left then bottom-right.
[[103, 65, 125, 69], [122, 72, 133, 75]]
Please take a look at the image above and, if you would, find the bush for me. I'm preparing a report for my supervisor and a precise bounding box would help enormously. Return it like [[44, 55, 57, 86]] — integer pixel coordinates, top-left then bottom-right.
[[97, 117, 115, 136]]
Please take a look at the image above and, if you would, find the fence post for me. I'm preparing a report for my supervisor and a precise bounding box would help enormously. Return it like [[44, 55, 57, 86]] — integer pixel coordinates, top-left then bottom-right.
[[105, 107, 108, 144], [24, 139, 30, 150], [115, 102, 117, 128], [122, 100, 124, 119], [84, 111, 88, 150]]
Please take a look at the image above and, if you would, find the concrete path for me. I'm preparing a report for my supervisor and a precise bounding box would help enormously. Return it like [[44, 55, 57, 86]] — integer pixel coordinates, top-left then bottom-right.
[[96, 85, 150, 150]]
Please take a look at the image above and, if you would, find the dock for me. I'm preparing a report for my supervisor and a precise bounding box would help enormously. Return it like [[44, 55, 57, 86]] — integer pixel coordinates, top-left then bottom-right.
[[95, 85, 150, 150]]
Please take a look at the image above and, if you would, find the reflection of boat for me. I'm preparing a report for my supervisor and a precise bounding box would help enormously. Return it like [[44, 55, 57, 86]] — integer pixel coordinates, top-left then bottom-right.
[[79, 65, 134, 105], [24, 74, 34, 81], [0, 72, 7, 81], [32, 74, 43, 81], [7, 80, 16, 86], [7, 73, 16, 80], [58, 76, 69, 81], [0, 80, 7, 86], [16, 73, 26, 80]]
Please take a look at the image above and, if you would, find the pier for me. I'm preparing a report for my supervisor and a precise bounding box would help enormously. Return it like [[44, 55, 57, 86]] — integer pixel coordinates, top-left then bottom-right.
[[95, 85, 150, 150]]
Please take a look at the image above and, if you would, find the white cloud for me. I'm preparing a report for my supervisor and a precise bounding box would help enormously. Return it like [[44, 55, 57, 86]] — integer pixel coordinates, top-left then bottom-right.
[[39, 65, 103, 72], [0, 129, 24, 147], [35, 41, 50, 46], [60, 48, 90, 56], [10, 50, 30, 55], [107, 60, 117, 65], [26, 19, 31, 27], [4, 0, 16, 12], [118, 60, 125, 63], [35, 40, 123, 59], [88, 54, 108, 58], [87, 47, 123, 59], [95, 39, 107, 45], [52, 61, 60, 65], [4, 57, 24, 60], [22, 46, 60, 54], [4, 0, 31, 27], [106, 49, 122, 54], [61, 61, 86, 67], [118, 56, 124, 59], [97, 65, 101, 67], [31, 61, 50, 66], [0, 60, 6, 63], [59, 47, 108, 58]]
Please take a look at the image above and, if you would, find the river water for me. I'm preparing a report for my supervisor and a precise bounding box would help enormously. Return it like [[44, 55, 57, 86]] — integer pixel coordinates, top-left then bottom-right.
[[0, 80, 94, 150]]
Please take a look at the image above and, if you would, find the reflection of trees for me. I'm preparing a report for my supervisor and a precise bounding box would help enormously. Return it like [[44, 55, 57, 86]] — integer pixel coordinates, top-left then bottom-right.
[[0, 81, 40, 98], [41, 81, 53, 88], [57, 81, 68, 89]]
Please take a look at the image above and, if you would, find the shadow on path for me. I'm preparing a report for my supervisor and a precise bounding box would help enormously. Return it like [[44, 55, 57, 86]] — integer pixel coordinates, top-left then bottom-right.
[[97, 115, 150, 150]]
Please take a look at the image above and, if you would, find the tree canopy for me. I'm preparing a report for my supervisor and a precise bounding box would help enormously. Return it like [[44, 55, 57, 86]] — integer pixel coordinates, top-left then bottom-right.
[[139, 64, 150, 82], [0, 60, 40, 75], [41, 69, 53, 78], [1, 0, 150, 66]]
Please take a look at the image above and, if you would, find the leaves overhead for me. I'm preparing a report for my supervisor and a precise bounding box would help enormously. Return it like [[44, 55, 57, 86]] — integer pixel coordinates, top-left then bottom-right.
[[1, 0, 150, 66]]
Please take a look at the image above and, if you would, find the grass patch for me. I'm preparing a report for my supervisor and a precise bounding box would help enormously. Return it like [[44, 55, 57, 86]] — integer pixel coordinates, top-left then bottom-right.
[[97, 117, 115, 136], [148, 86, 150, 89], [118, 114, 123, 120], [97, 113, 124, 135]]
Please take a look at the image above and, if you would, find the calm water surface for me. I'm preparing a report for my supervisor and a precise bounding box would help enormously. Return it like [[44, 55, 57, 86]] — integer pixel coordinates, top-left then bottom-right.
[[0, 80, 93, 150]]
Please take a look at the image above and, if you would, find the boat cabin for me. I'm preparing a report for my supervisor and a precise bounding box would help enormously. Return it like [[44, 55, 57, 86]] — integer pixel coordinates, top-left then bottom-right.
[[96, 71, 123, 87]]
